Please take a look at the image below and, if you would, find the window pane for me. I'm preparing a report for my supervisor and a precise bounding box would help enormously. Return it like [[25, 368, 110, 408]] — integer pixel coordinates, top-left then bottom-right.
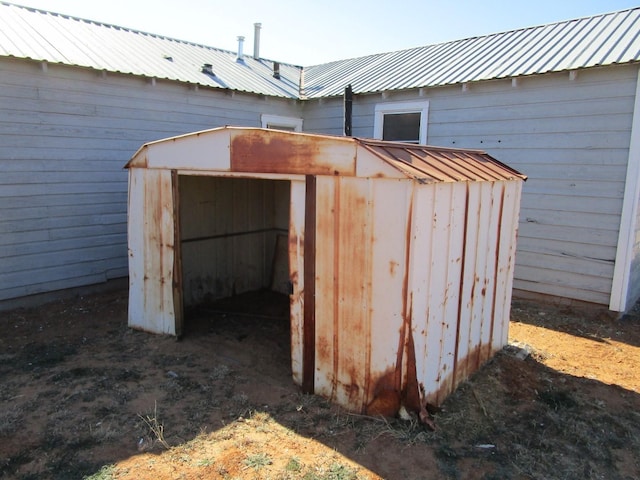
[[382, 112, 421, 142]]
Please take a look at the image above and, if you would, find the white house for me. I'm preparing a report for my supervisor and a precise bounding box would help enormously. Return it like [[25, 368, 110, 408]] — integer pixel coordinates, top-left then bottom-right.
[[1, 2, 639, 313]]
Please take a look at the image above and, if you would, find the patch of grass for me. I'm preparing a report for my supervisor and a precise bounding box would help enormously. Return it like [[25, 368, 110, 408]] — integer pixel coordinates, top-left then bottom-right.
[[243, 452, 272, 470], [82, 464, 115, 480], [301, 462, 360, 480], [196, 457, 215, 467], [286, 456, 302, 472], [138, 401, 169, 449]]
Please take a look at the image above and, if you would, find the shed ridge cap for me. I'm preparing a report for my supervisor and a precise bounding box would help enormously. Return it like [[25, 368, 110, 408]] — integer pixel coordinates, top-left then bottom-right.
[[354, 137, 488, 155]]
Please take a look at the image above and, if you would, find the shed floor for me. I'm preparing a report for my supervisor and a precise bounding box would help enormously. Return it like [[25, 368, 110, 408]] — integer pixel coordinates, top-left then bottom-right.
[[190, 289, 289, 323]]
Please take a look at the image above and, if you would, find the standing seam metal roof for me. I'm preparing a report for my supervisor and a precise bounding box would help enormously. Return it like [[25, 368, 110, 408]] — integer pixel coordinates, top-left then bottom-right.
[[0, 2, 303, 98], [0, 2, 639, 99]]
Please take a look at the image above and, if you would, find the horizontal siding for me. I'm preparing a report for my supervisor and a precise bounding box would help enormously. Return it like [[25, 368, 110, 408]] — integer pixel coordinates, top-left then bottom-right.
[[0, 58, 300, 301], [304, 64, 638, 305]]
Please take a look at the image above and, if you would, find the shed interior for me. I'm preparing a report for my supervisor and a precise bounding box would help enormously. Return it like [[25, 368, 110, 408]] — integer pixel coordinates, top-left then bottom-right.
[[178, 175, 292, 316]]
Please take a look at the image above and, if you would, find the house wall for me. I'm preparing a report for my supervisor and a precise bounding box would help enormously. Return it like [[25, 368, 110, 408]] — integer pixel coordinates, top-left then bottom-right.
[[303, 65, 638, 307], [0, 58, 300, 305]]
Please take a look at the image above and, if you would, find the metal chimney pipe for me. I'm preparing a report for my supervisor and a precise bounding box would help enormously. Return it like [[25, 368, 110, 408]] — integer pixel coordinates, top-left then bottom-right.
[[236, 36, 245, 61], [253, 23, 261, 59]]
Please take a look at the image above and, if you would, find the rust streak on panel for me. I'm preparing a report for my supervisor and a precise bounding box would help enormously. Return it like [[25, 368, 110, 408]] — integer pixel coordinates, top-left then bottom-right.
[[230, 130, 356, 176], [302, 175, 316, 394], [453, 183, 470, 387], [331, 178, 341, 400], [427, 344, 483, 407], [172, 170, 184, 337], [366, 189, 424, 419], [488, 183, 506, 359]]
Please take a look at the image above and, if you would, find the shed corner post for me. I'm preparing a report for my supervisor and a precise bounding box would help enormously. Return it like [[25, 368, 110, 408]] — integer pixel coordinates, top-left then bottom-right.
[[171, 170, 184, 336], [302, 175, 317, 394]]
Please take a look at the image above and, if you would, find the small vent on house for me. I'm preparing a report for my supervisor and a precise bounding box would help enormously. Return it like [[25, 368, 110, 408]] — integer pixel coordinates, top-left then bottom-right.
[[163, 55, 173, 62], [253, 23, 261, 59], [201, 63, 214, 75], [273, 62, 280, 79], [236, 36, 245, 62]]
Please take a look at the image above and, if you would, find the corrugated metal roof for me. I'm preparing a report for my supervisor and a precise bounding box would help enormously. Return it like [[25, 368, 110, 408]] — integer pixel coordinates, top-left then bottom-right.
[[0, 1, 302, 98], [0, 2, 638, 99], [356, 139, 527, 183], [302, 7, 640, 98]]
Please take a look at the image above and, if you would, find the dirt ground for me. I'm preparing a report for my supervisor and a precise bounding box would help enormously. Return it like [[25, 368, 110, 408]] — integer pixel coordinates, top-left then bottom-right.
[[1, 288, 639, 480]]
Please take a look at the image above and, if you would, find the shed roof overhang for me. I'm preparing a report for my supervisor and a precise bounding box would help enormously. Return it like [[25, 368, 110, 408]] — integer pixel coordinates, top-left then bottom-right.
[[126, 127, 526, 183]]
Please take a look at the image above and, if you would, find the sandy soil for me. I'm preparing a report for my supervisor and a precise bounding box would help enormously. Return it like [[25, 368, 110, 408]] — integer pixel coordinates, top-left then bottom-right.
[[0, 289, 639, 480]]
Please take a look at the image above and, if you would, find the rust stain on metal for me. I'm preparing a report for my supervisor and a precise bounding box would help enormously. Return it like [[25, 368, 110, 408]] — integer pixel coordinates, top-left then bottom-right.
[[171, 170, 184, 336], [230, 129, 356, 176], [366, 193, 426, 422], [428, 344, 484, 406], [389, 260, 398, 277], [302, 175, 317, 394]]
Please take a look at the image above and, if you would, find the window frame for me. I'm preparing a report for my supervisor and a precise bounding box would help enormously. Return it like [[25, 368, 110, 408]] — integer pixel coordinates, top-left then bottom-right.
[[374, 100, 430, 144], [261, 114, 303, 132]]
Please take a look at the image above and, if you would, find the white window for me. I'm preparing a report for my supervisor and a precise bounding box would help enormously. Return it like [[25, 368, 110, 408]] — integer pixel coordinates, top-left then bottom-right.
[[374, 100, 429, 144], [261, 114, 303, 132]]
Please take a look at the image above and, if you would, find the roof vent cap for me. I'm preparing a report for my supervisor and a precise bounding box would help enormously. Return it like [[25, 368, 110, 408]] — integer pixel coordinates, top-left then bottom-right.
[[201, 63, 214, 75], [236, 36, 245, 62]]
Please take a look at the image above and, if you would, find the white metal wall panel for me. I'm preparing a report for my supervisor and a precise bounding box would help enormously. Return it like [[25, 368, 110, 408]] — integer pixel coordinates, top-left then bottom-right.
[[417, 182, 467, 405], [495, 180, 523, 347], [366, 178, 411, 414], [127, 168, 176, 334], [314, 176, 373, 412], [288, 180, 305, 386]]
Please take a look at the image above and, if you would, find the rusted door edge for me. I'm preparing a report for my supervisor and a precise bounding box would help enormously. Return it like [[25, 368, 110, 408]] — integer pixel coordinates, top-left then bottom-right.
[[302, 175, 317, 393]]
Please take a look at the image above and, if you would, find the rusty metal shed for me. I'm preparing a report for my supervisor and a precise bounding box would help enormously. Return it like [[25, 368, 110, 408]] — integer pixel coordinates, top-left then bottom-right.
[[125, 126, 526, 417]]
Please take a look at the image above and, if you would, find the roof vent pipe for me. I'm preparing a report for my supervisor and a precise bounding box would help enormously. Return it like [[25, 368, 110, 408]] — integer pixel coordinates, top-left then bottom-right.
[[236, 36, 245, 62], [273, 62, 280, 79], [253, 23, 261, 59]]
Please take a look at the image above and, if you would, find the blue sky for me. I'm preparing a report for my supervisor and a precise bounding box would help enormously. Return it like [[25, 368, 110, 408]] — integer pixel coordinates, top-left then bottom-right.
[[11, 0, 640, 65]]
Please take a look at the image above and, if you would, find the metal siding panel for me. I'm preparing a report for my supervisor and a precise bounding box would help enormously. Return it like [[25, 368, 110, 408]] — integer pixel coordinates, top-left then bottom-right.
[[367, 179, 411, 415], [313, 176, 337, 399], [454, 181, 481, 387], [127, 168, 145, 331], [434, 182, 466, 404], [495, 181, 523, 348], [332, 177, 372, 412], [421, 184, 451, 404], [467, 183, 495, 377], [147, 130, 231, 171], [128, 168, 176, 334], [289, 180, 305, 386], [409, 186, 435, 408], [477, 182, 502, 364]]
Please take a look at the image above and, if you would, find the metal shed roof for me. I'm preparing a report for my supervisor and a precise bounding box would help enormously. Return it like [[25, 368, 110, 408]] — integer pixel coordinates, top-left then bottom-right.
[[126, 127, 526, 183], [1, 2, 638, 98]]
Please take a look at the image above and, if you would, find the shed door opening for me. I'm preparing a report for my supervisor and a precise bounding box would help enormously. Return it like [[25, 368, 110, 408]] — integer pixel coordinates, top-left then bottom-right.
[[178, 175, 291, 336]]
